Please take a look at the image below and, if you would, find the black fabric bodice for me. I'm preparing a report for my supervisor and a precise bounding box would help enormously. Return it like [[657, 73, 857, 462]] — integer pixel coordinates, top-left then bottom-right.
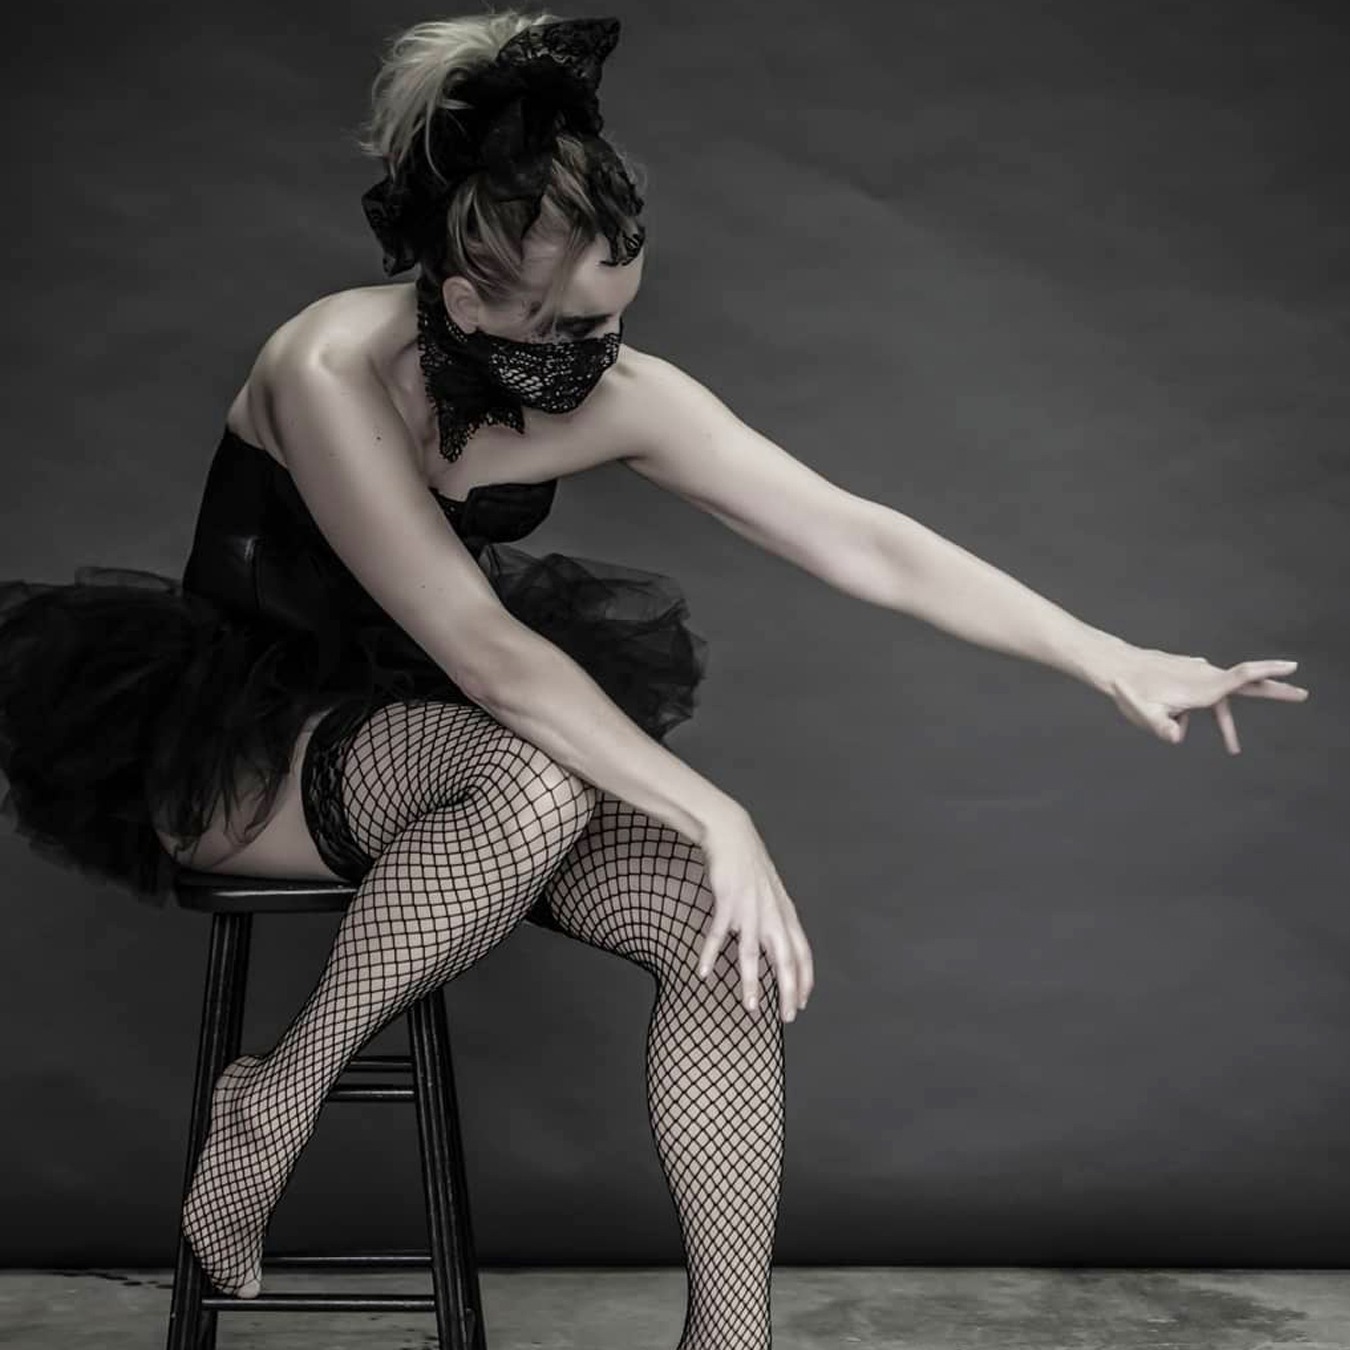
[[182, 425, 559, 631], [0, 415, 706, 905]]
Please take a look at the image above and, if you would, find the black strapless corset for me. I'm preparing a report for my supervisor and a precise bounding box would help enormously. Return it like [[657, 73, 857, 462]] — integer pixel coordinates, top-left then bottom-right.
[[182, 426, 559, 632]]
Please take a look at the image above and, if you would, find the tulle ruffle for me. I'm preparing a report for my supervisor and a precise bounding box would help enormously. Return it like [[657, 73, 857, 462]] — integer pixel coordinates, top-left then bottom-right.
[[0, 543, 708, 905]]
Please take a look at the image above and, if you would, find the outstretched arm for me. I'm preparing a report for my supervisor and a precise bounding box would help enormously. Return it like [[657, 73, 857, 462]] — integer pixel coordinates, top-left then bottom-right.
[[617, 349, 1308, 752]]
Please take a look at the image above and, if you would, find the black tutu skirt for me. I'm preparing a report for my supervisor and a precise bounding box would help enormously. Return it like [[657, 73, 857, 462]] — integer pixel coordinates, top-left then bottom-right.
[[0, 543, 709, 907]]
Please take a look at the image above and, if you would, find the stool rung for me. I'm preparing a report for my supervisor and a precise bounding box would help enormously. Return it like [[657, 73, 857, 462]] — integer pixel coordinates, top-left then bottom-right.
[[345, 1054, 412, 1073], [266, 1252, 430, 1268], [203, 1292, 436, 1313], [327, 1084, 414, 1102]]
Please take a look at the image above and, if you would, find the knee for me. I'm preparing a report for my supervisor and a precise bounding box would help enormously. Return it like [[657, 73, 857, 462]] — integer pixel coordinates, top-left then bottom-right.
[[576, 809, 722, 973], [466, 728, 599, 851], [640, 877, 783, 1007], [618, 848, 782, 1009]]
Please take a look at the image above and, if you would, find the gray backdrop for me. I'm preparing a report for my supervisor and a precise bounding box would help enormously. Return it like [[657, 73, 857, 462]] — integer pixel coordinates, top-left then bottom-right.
[[2, 0, 1346, 1268]]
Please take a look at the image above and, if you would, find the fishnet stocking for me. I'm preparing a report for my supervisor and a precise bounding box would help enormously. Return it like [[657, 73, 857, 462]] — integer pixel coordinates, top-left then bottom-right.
[[182, 700, 598, 1298], [182, 699, 786, 1350], [537, 793, 786, 1350]]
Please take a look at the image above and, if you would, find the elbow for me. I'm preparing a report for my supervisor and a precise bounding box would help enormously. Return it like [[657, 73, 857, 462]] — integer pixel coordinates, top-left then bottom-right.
[[444, 610, 545, 712]]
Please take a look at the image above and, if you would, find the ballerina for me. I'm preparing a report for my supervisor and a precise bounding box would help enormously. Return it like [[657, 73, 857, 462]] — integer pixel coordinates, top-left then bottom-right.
[[0, 10, 1308, 1348]]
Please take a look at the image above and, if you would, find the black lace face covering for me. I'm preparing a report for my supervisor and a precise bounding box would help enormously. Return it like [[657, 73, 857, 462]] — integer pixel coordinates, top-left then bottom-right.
[[415, 283, 623, 463]]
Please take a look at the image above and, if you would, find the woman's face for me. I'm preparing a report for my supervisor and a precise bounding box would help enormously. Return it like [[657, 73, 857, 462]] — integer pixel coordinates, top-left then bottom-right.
[[444, 233, 645, 343]]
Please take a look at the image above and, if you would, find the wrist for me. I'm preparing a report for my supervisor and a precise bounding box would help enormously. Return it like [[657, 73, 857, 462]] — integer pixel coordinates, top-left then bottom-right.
[[690, 792, 751, 851], [1062, 626, 1136, 696]]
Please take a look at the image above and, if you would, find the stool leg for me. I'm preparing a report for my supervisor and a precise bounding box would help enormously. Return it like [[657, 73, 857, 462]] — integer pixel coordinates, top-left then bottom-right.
[[164, 910, 253, 1350], [408, 988, 487, 1350]]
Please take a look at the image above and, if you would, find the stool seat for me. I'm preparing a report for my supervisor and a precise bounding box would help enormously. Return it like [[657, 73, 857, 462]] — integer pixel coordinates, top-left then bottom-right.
[[174, 865, 358, 913], [164, 864, 487, 1349], [174, 865, 564, 934]]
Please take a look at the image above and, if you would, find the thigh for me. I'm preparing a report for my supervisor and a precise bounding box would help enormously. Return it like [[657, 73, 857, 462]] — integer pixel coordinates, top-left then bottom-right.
[[334, 697, 599, 861], [153, 703, 342, 880]]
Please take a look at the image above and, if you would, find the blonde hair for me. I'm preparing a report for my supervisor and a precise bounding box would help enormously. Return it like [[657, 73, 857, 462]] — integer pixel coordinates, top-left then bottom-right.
[[354, 7, 646, 330]]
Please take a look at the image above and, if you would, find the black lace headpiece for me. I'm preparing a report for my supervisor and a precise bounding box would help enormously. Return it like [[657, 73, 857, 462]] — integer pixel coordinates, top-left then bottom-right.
[[360, 15, 645, 276]]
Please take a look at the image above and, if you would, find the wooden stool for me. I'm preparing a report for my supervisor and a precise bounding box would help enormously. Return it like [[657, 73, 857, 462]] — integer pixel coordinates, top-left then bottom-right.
[[163, 865, 487, 1350]]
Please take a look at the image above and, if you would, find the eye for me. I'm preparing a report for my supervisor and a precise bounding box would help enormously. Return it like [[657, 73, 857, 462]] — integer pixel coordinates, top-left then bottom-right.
[[532, 317, 604, 341], [533, 321, 583, 341]]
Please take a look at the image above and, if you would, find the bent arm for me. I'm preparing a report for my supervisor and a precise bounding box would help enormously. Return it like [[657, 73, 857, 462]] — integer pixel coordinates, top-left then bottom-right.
[[464, 621, 735, 845], [265, 345, 740, 848]]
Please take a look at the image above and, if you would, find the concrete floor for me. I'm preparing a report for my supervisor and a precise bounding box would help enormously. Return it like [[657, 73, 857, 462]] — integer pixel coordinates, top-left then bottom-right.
[[2, 1266, 1349, 1349]]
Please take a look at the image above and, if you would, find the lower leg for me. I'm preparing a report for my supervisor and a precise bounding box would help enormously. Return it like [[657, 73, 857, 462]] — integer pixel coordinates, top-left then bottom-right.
[[182, 700, 597, 1296], [651, 949, 785, 1350], [536, 792, 786, 1350]]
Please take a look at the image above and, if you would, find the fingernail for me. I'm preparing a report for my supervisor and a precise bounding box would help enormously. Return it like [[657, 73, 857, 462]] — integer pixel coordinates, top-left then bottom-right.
[[747, 996, 757, 1011]]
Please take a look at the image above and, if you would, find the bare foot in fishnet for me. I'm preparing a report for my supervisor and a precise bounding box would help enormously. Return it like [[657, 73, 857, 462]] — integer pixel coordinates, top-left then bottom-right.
[[181, 1053, 286, 1298]]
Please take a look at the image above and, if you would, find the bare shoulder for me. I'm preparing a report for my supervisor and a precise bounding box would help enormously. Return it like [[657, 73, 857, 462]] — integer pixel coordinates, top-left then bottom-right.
[[230, 286, 408, 462], [497, 339, 668, 482], [607, 339, 666, 398], [256, 284, 401, 373], [603, 342, 734, 464], [599, 341, 689, 445]]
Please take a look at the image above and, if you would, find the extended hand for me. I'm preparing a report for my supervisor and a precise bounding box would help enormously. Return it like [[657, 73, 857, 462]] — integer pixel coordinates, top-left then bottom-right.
[[1105, 649, 1308, 754]]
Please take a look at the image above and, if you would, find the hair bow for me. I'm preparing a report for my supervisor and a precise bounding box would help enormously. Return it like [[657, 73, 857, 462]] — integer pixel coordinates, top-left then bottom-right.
[[361, 16, 623, 275]]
